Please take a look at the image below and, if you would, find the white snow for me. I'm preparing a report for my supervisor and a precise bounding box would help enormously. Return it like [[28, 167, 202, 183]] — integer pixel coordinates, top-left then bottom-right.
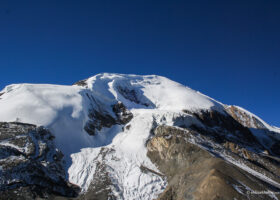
[[85, 73, 224, 111], [0, 73, 222, 157], [0, 73, 279, 199], [69, 110, 171, 197], [0, 84, 97, 160]]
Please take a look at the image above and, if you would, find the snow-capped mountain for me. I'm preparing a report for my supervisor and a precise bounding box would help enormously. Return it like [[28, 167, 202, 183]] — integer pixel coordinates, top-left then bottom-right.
[[0, 73, 280, 200]]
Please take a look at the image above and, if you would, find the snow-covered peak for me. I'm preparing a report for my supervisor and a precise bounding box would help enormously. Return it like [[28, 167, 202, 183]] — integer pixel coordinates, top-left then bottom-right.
[[0, 73, 225, 157], [1, 73, 280, 199], [79, 73, 224, 112]]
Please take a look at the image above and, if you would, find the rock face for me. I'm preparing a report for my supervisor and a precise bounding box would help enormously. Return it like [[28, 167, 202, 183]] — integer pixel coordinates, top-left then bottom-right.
[[0, 122, 79, 199], [226, 105, 280, 155], [147, 124, 280, 200], [77, 148, 118, 200], [84, 100, 133, 136]]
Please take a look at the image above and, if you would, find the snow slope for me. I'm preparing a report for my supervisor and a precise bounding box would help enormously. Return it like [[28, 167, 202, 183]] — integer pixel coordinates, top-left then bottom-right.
[[0, 73, 224, 156], [0, 73, 278, 199], [69, 110, 170, 199], [84, 73, 224, 111], [0, 84, 93, 158]]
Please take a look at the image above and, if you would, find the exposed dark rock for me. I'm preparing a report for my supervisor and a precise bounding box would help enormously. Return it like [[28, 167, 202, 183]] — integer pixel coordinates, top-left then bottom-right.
[[226, 105, 280, 156], [116, 86, 151, 107], [84, 101, 133, 136], [0, 122, 80, 199], [147, 125, 280, 200], [271, 142, 280, 155], [140, 165, 164, 177], [226, 105, 266, 129], [78, 162, 116, 200], [84, 108, 116, 135], [73, 79, 88, 87], [77, 148, 119, 200], [182, 109, 265, 152], [124, 124, 131, 130], [112, 102, 133, 124]]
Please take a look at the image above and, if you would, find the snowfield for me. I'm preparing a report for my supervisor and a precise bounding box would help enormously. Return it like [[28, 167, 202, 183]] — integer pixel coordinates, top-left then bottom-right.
[[0, 73, 279, 199]]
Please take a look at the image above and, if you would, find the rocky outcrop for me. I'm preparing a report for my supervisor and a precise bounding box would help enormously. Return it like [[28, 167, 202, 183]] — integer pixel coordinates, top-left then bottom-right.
[[112, 102, 133, 124], [186, 110, 261, 148], [80, 161, 116, 200], [78, 148, 118, 200], [116, 85, 155, 107], [226, 106, 266, 129], [226, 105, 280, 156], [84, 108, 117, 136], [147, 126, 280, 200], [73, 79, 88, 87], [0, 122, 80, 199], [84, 100, 133, 136]]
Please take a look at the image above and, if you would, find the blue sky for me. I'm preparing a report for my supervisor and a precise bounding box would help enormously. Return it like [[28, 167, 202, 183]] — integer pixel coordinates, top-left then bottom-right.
[[0, 0, 279, 126]]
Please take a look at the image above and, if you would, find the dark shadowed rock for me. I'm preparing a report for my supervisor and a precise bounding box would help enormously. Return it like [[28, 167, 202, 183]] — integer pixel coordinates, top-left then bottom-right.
[[112, 102, 133, 124], [73, 79, 88, 87], [84, 100, 133, 136], [147, 125, 280, 200], [0, 122, 80, 199]]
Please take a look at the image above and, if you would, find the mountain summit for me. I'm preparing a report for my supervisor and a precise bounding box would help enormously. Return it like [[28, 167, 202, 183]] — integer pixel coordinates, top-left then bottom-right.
[[0, 73, 279, 200]]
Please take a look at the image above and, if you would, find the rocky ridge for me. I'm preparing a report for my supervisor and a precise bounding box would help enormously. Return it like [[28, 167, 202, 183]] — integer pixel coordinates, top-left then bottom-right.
[[0, 122, 79, 200]]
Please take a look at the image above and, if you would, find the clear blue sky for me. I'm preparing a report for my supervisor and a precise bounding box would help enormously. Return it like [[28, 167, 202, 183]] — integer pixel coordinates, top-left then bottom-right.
[[0, 1, 279, 126]]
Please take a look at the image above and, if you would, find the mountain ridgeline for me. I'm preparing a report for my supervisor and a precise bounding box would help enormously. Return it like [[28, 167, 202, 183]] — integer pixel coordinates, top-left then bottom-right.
[[0, 73, 279, 200]]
